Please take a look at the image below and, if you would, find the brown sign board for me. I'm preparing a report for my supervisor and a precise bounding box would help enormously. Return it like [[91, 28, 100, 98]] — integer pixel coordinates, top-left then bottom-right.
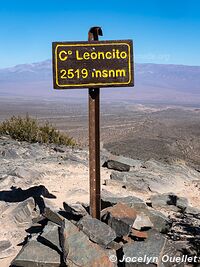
[[52, 40, 134, 89]]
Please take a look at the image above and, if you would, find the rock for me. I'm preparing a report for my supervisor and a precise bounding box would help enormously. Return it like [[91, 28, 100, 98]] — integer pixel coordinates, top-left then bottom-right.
[[109, 155, 142, 168], [63, 219, 117, 267], [101, 190, 147, 210], [185, 206, 200, 218], [63, 202, 88, 217], [1, 148, 20, 159], [162, 241, 184, 267], [13, 197, 39, 226], [145, 209, 172, 234], [53, 146, 65, 153], [123, 230, 166, 266], [176, 197, 188, 211], [110, 171, 150, 192], [106, 241, 122, 250], [150, 193, 188, 212], [130, 229, 148, 240], [11, 236, 61, 267], [77, 216, 116, 247], [39, 221, 61, 253], [44, 207, 65, 226], [0, 240, 16, 259], [10, 167, 44, 180], [150, 193, 176, 206], [102, 203, 137, 237], [62, 154, 88, 166], [103, 160, 130, 172], [132, 212, 153, 230]]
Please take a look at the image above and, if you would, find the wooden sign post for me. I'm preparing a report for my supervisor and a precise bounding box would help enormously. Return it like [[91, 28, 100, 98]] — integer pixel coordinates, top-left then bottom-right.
[[52, 27, 134, 219]]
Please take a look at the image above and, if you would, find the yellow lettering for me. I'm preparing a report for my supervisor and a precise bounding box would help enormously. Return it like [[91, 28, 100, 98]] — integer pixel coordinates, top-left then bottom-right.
[[60, 69, 67, 79], [76, 50, 83, 60], [120, 52, 127, 59], [91, 52, 98, 60], [105, 52, 112, 59], [83, 52, 90, 60], [98, 52, 105, 59], [102, 70, 108, 78], [95, 70, 102, 77], [115, 50, 120, 59], [116, 69, 126, 77], [59, 51, 68, 61], [108, 70, 115, 77], [73, 49, 128, 61]]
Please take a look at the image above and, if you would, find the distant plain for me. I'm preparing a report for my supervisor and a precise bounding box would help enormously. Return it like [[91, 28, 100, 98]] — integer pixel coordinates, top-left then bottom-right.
[[0, 96, 199, 169]]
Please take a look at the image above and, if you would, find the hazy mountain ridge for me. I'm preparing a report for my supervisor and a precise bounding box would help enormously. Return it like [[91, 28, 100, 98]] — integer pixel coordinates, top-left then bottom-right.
[[0, 60, 199, 104]]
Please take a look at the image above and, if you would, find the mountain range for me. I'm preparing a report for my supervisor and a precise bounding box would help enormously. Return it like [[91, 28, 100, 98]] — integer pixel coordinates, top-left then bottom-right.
[[0, 60, 199, 104]]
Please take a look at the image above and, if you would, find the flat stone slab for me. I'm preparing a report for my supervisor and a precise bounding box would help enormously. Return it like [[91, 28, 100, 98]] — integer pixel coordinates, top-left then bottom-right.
[[10, 167, 44, 180], [63, 219, 117, 267], [110, 155, 142, 168], [101, 191, 147, 210], [11, 237, 61, 267], [150, 193, 188, 212], [78, 216, 116, 246], [103, 160, 130, 172], [40, 221, 61, 253], [123, 230, 166, 266]]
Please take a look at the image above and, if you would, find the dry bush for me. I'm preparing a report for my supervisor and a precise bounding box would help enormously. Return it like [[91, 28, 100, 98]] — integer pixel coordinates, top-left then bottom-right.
[[0, 115, 75, 146]]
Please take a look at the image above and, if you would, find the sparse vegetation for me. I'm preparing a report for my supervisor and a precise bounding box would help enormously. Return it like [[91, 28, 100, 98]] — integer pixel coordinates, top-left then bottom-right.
[[0, 115, 76, 146]]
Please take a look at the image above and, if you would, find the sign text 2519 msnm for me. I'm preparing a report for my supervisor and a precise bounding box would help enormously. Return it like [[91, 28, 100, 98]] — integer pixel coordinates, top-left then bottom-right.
[[52, 40, 134, 89]]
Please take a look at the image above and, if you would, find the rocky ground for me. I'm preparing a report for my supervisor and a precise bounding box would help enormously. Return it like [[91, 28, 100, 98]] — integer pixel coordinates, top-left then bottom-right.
[[0, 135, 200, 266]]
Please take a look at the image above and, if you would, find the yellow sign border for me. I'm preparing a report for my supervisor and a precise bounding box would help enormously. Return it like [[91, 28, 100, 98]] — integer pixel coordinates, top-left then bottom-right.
[[55, 42, 132, 87]]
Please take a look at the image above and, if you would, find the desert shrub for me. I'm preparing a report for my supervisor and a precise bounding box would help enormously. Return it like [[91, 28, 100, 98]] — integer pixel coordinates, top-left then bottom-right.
[[0, 115, 75, 146]]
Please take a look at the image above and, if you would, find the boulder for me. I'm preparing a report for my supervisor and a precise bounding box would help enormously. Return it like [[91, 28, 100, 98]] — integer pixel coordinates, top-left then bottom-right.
[[110, 171, 150, 192], [12, 218, 117, 267], [1, 148, 20, 159], [53, 146, 66, 153], [103, 160, 130, 172], [11, 236, 61, 267], [150, 193, 188, 212], [185, 206, 200, 218], [122, 230, 166, 266], [39, 221, 61, 253], [109, 155, 142, 168], [101, 190, 147, 210], [176, 197, 188, 211], [63, 219, 117, 267], [162, 241, 184, 267], [10, 167, 44, 180], [13, 197, 39, 226], [144, 209, 172, 234], [63, 202, 88, 217], [77, 216, 116, 247], [102, 203, 137, 237]]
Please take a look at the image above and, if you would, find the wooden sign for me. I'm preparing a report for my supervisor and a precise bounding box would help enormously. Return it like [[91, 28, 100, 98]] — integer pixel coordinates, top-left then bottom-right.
[[52, 40, 134, 89]]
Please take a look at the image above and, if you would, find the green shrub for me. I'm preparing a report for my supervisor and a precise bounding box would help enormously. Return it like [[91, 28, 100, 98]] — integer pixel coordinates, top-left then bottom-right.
[[0, 115, 75, 146]]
